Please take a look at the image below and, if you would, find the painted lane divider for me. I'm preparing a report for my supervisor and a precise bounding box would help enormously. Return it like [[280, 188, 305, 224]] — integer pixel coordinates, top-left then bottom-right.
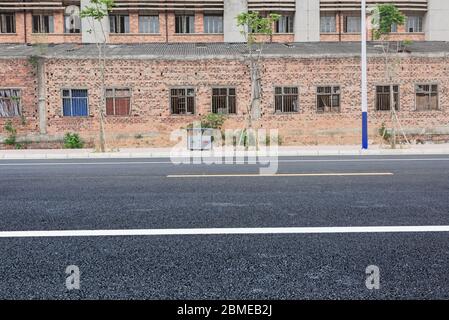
[[1, 225, 449, 238]]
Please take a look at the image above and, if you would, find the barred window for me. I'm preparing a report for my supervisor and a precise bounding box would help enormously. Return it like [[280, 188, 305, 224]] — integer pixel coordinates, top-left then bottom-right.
[[320, 14, 336, 33], [212, 88, 236, 114], [175, 15, 194, 34], [32, 14, 54, 33], [62, 89, 88, 117], [406, 15, 423, 33], [106, 88, 131, 116], [204, 15, 223, 33], [376, 85, 399, 111], [415, 84, 439, 111], [64, 13, 81, 33], [110, 15, 130, 33], [171, 88, 195, 114], [139, 15, 159, 33], [0, 13, 15, 33], [275, 15, 294, 33], [0, 89, 21, 117], [391, 23, 398, 33], [275, 87, 298, 113], [317, 86, 340, 112], [344, 16, 361, 33]]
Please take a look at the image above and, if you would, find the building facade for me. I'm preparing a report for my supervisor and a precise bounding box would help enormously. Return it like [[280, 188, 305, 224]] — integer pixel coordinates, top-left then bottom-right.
[[1, 42, 448, 148], [0, 0, 449, 45]]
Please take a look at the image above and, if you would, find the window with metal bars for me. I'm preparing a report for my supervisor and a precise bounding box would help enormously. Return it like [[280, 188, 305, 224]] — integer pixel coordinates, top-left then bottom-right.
[[0, 89, 21, 117], [0, 13, 15, 33], [204, 15, 223, 33], [275, 15, 294, 33], [320, 14, 336, 33], [106, 88, 131, 116], [211, 88, 236, 114], [406, 15, 423, 33], [62, 89, 88, 117], [175, 15, 194, 34], [317, 86, 341, 113], [415, 84, 439, 111], [376, 85, 399, 111], [343, 16, 361, 33], [274, 87, 298, 113], [110, 14, 130, 33], [32, 14, 54, 33], [139, 15, 159, 33], [171, 88, 195, 115], [64, 13, 81, 33]]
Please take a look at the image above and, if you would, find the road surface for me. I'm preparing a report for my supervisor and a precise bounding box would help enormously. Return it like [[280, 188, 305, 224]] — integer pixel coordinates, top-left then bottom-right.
[[0, 155, 448, 299]]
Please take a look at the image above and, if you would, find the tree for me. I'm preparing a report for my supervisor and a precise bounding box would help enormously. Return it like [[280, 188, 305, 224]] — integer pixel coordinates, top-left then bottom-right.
[[371, 4, 408, 148], [372, 4, 405, 41], [80, 0, 115, 152], [236, 12, 280, 135]]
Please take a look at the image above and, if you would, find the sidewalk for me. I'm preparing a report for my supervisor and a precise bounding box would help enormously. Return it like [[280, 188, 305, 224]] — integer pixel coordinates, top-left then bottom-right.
[[2, 144, 449, 159]]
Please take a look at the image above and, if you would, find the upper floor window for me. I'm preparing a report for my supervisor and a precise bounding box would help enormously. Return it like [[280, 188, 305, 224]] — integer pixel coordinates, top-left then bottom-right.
[[32, 14, 54, 33], [275, 87, 298, 113], [0, 13, 15, 33], [64, 12, 80, 33], [170, 88, 195, 114], [275, 15, 294, 33], [106, 88, 131, 116], [62, 89, 88, 117], [175, 15, 194, 34], [344, 16, 361, 33], [110, 14, 130, 33], [415, 84, 439, 111], [317, 86, 340, 113], [320, 14, 336, 33], [406, 15, 423, 33], [204, 15, 223, 33], [212, 88, 236, 114], [391, 23, 398, 33], [139, 15, 159, 33], [376, 85, 399, 111], [0, 89, 21, 117]]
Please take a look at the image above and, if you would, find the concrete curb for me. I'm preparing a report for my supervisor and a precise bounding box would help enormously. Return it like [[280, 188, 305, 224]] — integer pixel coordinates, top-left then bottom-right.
[[2, 147, 449, 160]]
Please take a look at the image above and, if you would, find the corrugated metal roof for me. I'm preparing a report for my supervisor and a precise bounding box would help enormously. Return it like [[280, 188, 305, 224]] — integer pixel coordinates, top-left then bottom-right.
[[0, 42, 448, 59]]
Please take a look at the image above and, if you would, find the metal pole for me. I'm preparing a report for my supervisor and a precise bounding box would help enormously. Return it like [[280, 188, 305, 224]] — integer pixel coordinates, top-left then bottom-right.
[[361, 0, 368, 149]]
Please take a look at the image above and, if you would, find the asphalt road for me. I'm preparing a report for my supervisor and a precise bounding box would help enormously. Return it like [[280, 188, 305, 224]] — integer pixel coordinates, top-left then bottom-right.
[[1, 155, 449, 299]]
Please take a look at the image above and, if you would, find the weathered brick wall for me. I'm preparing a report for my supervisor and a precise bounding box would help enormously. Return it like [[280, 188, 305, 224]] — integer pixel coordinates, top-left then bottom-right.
[[0, 58, 39, 141], [1, 54, 449, 148]]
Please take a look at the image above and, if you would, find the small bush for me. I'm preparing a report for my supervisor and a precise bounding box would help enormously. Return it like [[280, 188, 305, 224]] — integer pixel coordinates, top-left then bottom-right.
[[4, 120, 17, 146], [201, 113, 226, 129], [379, 123, 391, 143], [63, 133, 84, 149]]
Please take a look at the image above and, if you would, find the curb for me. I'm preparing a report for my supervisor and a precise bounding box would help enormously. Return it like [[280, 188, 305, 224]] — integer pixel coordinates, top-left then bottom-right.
[[2, 148, 449, 160]]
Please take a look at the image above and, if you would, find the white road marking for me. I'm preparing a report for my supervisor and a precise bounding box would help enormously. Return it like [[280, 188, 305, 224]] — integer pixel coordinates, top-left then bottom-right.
[[0, 158, 449, 166], [167, 173, 394, 178], [1, 226, 449, 238]]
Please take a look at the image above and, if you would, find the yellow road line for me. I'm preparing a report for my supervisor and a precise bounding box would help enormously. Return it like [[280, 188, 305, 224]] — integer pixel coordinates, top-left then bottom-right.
[[167, 172, 394, 178]]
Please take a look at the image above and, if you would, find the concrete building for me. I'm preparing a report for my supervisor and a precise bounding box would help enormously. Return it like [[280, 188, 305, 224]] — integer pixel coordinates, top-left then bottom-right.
[[0, 1, 448, 44]]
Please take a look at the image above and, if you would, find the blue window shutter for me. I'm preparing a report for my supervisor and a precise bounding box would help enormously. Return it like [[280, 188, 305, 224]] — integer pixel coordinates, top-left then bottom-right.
[[72, 97, 88, 116], [63, 98, 72, 116], [64, 89, 88, 116]]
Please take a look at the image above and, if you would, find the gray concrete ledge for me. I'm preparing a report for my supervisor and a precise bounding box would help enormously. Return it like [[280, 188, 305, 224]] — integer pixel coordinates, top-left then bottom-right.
[[2, 144, 449, 160]]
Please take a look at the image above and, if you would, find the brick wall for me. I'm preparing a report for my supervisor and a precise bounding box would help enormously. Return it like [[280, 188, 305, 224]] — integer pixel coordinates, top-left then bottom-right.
[[0, 58, 40, 140], [1, 54, 449, 148]]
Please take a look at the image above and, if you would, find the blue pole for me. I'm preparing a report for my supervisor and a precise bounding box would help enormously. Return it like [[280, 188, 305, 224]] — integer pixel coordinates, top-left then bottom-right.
[[361, 0, 368, 149], [362, 111, 368, 149]]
